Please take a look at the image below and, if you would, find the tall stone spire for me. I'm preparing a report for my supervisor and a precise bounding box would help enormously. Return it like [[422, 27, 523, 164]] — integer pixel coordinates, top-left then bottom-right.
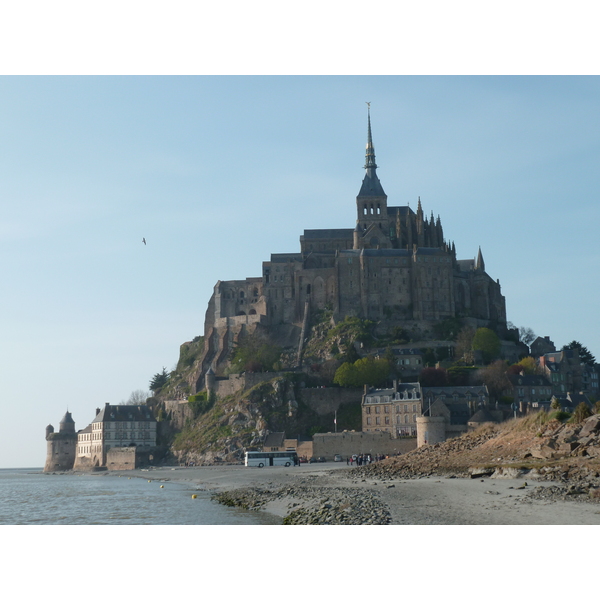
[[364, 103, 377, 172], [476, 246, 485, 271], [357, 103, 386, 197]]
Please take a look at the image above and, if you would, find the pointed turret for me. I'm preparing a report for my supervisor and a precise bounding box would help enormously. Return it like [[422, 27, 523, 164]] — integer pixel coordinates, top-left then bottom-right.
[[476, 246, 485, 271], [59, 410, 75, 434]]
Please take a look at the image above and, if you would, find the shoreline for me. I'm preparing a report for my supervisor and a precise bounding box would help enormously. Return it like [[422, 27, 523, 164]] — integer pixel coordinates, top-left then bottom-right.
[[102, 463, 600, 525]]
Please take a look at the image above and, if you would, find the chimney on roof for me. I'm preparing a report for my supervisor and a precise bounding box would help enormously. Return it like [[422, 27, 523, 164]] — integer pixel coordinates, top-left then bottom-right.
[[96, 408, 100, 416]]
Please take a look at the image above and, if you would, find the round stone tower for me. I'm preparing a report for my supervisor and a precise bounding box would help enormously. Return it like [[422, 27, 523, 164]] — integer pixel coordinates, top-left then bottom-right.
[[205, 366, 216, 395], [416, 416, 446, 447], [44, 411, 77, 472]]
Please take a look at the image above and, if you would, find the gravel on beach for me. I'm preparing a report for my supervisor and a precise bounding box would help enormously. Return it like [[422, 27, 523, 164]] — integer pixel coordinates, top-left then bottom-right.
[[123, 462, 600, 525]]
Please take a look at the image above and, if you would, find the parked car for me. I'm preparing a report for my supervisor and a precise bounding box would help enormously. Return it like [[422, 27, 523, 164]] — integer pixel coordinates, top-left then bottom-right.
[[299, 456, 308, 463], [334, 454, 343, 462], [317, 456, 327, 463], [309, 457, 318, 463]]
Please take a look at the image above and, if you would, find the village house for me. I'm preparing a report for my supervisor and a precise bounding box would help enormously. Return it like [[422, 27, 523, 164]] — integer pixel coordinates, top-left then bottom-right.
[[73, 403, 158, 470], [362, 381, 423, 438], [507, 373, 553, 406]]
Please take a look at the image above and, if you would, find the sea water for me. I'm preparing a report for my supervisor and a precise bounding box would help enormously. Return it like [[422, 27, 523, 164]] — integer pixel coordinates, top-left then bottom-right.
[[0, 468, 280, 525]]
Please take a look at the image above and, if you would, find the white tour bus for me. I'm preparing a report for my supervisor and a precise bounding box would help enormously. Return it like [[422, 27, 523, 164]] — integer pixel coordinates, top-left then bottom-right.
[[245, 451, 297, 467]]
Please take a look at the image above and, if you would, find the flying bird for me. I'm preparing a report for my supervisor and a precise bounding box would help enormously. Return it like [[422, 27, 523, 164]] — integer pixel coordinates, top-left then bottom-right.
[[142, 238, 146, 245]]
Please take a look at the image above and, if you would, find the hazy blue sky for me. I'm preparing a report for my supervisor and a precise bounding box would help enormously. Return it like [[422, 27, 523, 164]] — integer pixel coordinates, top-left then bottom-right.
[[2, 75, 599, 468]]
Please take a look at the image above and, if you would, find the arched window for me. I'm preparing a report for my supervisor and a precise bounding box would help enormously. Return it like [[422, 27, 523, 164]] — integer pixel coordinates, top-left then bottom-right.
[[239, 290, 245, 299]]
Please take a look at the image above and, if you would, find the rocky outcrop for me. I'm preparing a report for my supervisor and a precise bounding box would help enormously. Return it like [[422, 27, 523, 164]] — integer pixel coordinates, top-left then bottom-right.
[[214, 485, 391, 525], [529, 415, 600, 460]]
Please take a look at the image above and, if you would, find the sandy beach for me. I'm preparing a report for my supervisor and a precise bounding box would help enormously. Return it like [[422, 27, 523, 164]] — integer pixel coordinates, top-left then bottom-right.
[[106, 462, 600, 525]]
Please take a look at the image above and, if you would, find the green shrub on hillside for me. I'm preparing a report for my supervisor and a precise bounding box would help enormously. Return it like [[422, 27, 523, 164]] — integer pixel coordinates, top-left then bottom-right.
[[333, 356, 390, 388], [569, 402, 592, 424], [188, 391, 215, 416]]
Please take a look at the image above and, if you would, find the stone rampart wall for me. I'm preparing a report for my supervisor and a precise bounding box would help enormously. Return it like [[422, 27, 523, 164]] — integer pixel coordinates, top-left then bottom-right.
[[106, 447, 157, 470], [299, 387, 362, 415], [163, 400, 195, 430], [211, 371, 296, 398], [312, 431, 416, 460]]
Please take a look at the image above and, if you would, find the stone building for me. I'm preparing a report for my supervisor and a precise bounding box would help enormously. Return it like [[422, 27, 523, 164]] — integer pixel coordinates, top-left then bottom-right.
[[44, 411, 77, 472], [198, 110, 507, 384], [362, 381, 423, 438], [73, 403, 157, 470], [538, 347, 599, 397], [507, 373, 553, 406], [530, 336, 556, 358], [361, 382, 497, 446]]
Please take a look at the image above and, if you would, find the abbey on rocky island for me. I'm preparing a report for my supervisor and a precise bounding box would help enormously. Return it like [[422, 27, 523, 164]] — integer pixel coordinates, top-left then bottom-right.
[[199, 110, 506, 382]]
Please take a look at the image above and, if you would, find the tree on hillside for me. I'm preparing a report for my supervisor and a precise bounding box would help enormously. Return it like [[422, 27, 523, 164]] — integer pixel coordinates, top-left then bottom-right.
[[477, 359, 510, 402], [562, 341, 596, 366], [334, 357, 390, 388], [455, 326, 476, 364], [519, 327, 536, 347], [447, 366, 477, 386], [472, 327, 501, 364], [418, 367, 449, 387], [121, 389, 150, 405], [507, 356, 540, 376], [150, 368, 169, 393]]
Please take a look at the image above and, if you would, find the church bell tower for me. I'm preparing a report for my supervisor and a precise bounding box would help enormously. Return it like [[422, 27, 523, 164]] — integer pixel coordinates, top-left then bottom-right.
[[354, 104, 390, 249]]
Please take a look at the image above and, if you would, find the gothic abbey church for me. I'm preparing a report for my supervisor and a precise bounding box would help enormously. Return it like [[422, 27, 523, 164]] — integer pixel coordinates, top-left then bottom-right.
[[200, 111, 506, 379]]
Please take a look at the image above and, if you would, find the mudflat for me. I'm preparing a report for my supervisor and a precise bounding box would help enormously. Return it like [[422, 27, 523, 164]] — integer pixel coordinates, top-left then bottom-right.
[[107, 462, 600, 525]]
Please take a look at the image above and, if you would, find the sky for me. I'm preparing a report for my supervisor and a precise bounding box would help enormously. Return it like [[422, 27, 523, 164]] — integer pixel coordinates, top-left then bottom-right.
[[2, 75, 600, 469]]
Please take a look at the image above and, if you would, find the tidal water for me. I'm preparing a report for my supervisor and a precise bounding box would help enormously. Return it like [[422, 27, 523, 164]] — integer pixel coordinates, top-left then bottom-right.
[[0, 468, 280, 525]]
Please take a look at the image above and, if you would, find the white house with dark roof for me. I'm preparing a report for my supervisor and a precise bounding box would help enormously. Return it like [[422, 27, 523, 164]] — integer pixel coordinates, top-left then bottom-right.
[[73, 403, 157, 470]]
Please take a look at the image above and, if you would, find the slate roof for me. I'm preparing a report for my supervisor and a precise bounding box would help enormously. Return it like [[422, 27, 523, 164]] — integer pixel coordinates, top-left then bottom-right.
[[469, 407, 496, 424], [392, 348, 423, 356], [302, 229, 354, 240], [423, 386, 489, 400], [60, 411, 75, 425], [414, 247, 446, 255], [270, 253, 302, 263], [92, 403, 155, 423], [357, 172, 386, 197], [386, 206, 415, 218], [263, 432, 285, 447], [509, 374, 551, 387], [339, 248, 411, 258]]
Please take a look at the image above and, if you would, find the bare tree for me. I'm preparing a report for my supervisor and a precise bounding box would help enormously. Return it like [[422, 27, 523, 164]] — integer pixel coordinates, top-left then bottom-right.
[[455, 326, 476, 364], [121, 389, 150, 405], [519, 326, 536, 347]]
